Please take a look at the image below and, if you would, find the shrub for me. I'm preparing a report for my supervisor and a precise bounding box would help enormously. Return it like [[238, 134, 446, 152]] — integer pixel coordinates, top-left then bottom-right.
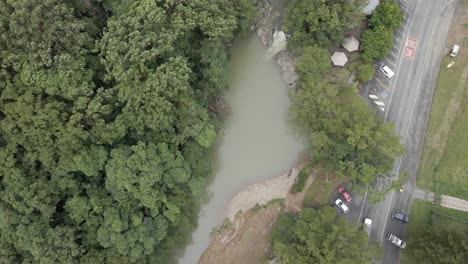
[[360, 25, 393, 62], [357, 63, 375, 83], [369, 0, 403, 30], [292, 166, 310, 193]]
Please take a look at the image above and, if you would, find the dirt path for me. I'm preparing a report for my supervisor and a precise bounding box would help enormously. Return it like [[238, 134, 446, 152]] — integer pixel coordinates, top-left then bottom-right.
[[413, 188, 468, 212]]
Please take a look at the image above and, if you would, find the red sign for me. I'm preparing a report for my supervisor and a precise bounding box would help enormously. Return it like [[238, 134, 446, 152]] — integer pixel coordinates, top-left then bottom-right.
[[403, 37, 418, 60], [406, 37, 418, 48], [404, 47, 415, 59]]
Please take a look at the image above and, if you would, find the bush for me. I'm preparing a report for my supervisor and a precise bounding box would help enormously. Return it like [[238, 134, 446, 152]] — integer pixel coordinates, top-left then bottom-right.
[[360, 25, 393, 62], [292, 166, 310, 193], [348, 61, 359, 72], [349, 53, 361, 62], [296, 46, 331, 78], [369, 0, 403, 30], [357, 63, 375, 83]]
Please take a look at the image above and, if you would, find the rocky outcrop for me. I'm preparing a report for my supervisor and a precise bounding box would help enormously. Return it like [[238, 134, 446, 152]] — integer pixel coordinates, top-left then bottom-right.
[[252, 0, 280, 46], [274, 50, 298, 90]]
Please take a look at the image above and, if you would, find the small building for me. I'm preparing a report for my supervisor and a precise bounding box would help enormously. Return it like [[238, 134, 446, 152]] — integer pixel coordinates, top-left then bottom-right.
[[331, 52, 348, 67], [342, 36, 360, 52]]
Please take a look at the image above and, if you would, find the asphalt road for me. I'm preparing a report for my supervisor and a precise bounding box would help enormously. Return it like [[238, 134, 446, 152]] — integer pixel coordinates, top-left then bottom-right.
[[354, 0, 458, 263]]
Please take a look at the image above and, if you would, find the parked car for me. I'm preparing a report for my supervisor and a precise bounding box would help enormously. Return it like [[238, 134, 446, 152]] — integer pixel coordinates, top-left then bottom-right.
[[337, 186, 352, 203], [392, 211, 409, 223], [386, 233, 406, 249], [379, 64, 395, 79], [334, 199, 349, 213], [363, 218, 372, 236]]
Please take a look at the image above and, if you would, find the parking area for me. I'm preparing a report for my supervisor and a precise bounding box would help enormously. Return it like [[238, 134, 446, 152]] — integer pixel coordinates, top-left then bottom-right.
[[364, 1, 413, 114]]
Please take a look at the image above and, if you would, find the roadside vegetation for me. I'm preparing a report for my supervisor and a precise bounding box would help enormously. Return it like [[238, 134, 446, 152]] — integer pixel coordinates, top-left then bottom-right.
[[268, 0, 404, 262], [417, 19, 468, 200], [401, 200, 468, 264], [0, 0, 255, 263], [270, 207, 381, 263], [287, 0, 403, 199]]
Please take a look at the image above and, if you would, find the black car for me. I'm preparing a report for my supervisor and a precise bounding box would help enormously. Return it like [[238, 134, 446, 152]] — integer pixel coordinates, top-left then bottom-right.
[[392, 211, 409, 223]]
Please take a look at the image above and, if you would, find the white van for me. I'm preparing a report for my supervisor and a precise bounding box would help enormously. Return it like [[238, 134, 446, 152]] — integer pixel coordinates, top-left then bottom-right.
[[450, 44, 460, 57], [379, 65, 395, 79]]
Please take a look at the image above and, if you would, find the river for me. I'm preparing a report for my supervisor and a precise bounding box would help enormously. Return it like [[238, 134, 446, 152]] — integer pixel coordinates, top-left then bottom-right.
[[179, 33, 303, 263]]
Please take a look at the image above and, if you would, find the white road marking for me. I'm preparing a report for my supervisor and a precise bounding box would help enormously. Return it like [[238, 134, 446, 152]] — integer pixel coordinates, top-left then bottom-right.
[[368, 10, 414, 244], [385, 57, 396, 67], [384, 11, 415, 121], [380, 7, 442, 245], [441, 0, 456, 10], [403, 15, 439, 144], [375, 77, 389, 90], [356, 187, 369, 230]]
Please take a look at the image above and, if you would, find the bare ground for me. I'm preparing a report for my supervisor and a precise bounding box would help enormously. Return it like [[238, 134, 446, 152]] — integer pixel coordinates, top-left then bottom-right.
[[199, 164, 318, 264]]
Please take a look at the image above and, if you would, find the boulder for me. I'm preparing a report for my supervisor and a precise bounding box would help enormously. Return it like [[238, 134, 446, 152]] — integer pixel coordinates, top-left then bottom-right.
[[274, 50, 298, 90], [252, 0, 280, 47]]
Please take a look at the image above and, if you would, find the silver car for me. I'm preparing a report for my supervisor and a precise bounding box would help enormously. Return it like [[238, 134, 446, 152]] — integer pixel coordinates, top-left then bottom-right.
[[386, 233, 407, 249]]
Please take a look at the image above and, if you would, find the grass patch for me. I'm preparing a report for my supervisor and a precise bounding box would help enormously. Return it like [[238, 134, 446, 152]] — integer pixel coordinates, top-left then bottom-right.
[[405, 200, 432, 237], [401, 201, 468, 263], [348, 61, 359, 72], [252, 198, 285, 212], [302, 168, 341, 207], [417, 47, 468, 199], [433, 206, 468, 223]]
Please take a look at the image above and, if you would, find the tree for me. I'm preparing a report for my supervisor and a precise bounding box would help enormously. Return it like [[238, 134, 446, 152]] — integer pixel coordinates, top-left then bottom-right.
[[360, 25, 394, 62], [357, 63, 375, 83], [0, 0, 255, 263], [369, 0, 403, 30], [295, 46, 331, 79], [272, 207, 380, 263], [284, 0, 365, 49], [292, 70, 402, 185], [407, 224, 468, 264]]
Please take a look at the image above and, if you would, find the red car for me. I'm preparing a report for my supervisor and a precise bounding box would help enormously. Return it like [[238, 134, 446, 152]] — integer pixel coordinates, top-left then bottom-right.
[[337, 186, 352, 203]]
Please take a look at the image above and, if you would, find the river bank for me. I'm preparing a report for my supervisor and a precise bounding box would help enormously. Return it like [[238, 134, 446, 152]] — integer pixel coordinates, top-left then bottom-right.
[[199, 164, 317, 264]]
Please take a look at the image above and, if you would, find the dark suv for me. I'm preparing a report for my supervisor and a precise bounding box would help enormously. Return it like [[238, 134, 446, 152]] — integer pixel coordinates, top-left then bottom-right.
[[392, 211, 409, 223]]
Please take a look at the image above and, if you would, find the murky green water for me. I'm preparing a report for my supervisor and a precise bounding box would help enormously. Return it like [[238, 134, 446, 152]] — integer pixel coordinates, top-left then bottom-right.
[[179, 33, 303, 264]]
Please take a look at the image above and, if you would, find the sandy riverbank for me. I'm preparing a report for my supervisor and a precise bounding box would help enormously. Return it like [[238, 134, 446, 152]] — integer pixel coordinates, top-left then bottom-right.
[[224, 161, 308, 221]]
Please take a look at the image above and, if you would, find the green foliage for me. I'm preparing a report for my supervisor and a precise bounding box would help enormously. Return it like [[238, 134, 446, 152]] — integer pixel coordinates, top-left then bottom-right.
[[0, 0, 255, 263], [360, 25, 394, 62], [360, 0, 402, 63], [271, 207, 380, 263], [284, 0, 365, 49], [292, 166, 311, 193], [289, 18, 403, 186], [270, 213, 296, 245], [295, 46, 331, 78], [407, 225, 468, 264], [357, 63, 375, 83], [292, 74, 403, 184], [369, 0, 403, 30]]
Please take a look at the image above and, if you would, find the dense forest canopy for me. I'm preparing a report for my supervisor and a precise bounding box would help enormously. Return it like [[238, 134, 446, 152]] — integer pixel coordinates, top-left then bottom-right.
[[0, 0, 255, 263]]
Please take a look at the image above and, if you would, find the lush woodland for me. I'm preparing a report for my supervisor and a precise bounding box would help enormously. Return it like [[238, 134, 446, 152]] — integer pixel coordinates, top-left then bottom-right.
[[286, 0, 403, 188], [0, 0, 255, 263], [271, 207, 381, 264], [407, 224, 468, 263]]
